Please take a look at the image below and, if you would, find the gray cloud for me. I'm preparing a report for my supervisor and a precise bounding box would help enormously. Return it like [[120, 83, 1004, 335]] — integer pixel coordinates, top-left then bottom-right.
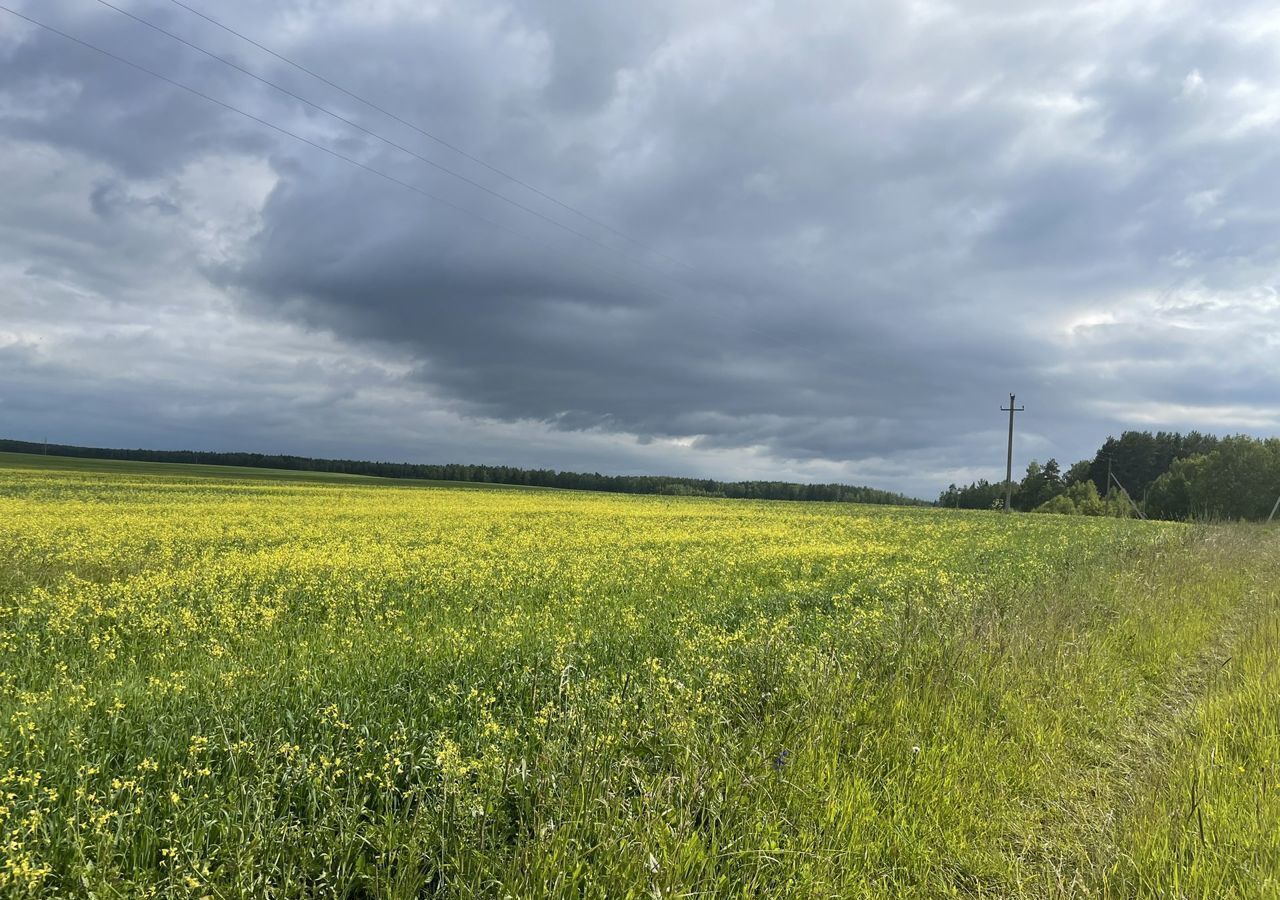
[[3, 0, 1280, 497]]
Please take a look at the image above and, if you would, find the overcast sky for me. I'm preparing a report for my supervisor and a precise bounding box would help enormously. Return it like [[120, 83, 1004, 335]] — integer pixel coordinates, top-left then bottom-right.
[[2, 0, 1279, 497]]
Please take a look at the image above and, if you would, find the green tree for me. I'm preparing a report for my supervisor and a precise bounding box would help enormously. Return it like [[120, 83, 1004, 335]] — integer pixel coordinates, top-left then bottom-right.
[[1017, 459, 1064, 511], [1043, 458, 1062, 488], [1067, 479, 1107, 516], [1147, 437, 1280, 520], [938, 479, 1008, 510], [1064, 458, 1092, 485], [1087, 431, 1221, 499]]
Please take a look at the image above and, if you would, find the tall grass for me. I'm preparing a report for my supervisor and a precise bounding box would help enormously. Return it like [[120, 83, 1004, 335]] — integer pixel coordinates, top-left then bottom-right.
[[0, 462, 1275, 897], [1098, 531, 1280, 898]]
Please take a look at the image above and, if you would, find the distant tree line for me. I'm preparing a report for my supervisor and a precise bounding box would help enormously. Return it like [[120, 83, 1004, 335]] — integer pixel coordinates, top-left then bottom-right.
[[939, 430, 1280, 521], [0, 439, 927, 507]]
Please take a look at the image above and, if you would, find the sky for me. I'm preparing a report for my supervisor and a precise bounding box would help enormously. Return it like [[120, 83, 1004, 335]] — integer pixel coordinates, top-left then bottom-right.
[[2, 0, 1279, 498]]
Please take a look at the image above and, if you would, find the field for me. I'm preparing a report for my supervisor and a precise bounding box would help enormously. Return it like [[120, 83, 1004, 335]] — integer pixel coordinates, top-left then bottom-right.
[[0, 454, 1276, 897]]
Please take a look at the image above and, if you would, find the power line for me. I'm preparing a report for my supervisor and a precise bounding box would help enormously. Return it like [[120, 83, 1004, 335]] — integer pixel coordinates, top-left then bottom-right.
[[7, 5, 835, 359], [89, 0, 665, 275], [4, 5, 844, 366], [0, 3, 660, 294], [160, 0, 689, 270]]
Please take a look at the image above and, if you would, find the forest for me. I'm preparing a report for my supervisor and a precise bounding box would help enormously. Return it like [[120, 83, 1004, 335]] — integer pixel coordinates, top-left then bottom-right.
[[939, 431, 1280, 521], [0, 439, 925, 507]]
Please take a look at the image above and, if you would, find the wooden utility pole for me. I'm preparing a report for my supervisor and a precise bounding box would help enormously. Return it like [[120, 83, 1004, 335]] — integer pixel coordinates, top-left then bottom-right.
[[1001, 393, 1024, 513]]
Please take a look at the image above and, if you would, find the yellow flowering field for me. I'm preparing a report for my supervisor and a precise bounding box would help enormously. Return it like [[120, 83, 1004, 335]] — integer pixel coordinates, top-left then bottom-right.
[[0, 457, 1275, 897]]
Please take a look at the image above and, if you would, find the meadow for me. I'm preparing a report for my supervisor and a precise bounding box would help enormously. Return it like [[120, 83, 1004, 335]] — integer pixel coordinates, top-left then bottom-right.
[[0, 453, 1275, 897]]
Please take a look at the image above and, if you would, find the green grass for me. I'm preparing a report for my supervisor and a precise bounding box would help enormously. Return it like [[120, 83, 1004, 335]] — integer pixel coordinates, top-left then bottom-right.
[[0, 465, 1276, 896], [1099, 548, 1280, 898]]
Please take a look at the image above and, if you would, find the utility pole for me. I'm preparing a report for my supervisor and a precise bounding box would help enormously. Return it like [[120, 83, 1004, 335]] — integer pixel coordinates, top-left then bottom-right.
[[1000, 393, 1024, 513], [1110, 471, 1147, 520]]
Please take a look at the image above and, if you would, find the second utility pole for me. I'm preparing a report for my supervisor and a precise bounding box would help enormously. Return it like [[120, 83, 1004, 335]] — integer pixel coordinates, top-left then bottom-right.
[[1001, 393, 1024, 513]]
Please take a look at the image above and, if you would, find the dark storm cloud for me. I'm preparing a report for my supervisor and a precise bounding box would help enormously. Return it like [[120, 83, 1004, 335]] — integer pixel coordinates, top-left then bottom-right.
[[3, 0, 1280, 496], [0, 3, 279, 175]]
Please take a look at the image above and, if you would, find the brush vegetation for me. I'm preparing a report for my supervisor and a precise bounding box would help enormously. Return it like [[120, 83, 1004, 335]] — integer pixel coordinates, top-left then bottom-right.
[[0, 455, 1276, 897]]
